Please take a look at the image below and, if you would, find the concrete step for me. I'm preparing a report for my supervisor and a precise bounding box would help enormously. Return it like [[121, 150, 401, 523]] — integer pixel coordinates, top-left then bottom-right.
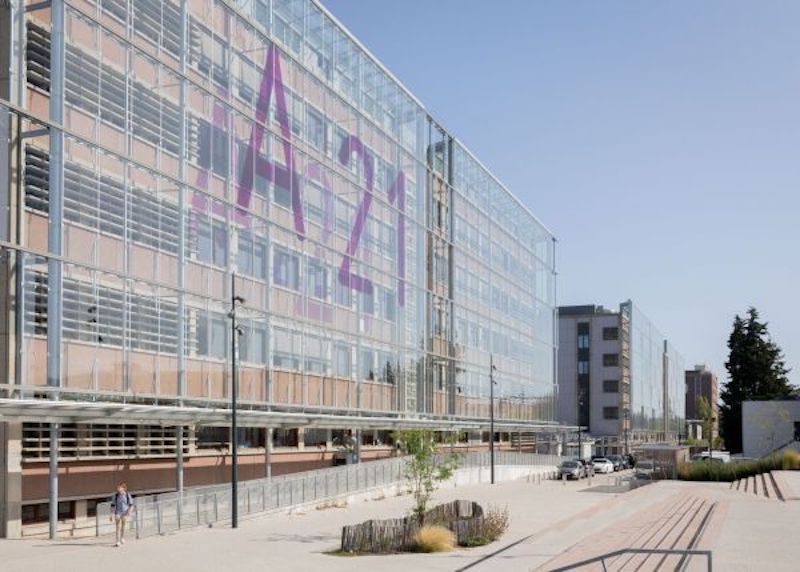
[[770, 471, 787, 501], [761, 473, 772, 499], [612, 496, 707, 571], [543, 492, 697, 571], [729, 473, 784, 501]]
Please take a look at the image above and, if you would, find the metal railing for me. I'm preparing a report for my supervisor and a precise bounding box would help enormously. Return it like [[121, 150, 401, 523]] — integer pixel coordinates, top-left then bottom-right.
[[95, 451, 561, 539], [549, 548, 713, 571]]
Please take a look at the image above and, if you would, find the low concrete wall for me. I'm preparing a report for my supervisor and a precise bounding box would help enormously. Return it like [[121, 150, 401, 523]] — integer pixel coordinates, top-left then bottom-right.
[[284, 464, 558, 516]]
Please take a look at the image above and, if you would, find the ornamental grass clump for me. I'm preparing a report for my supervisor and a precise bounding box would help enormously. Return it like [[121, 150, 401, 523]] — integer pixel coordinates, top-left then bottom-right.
[[678, 450, 800, 482], [414, 525, 456, 552], [782, 449, 800, 470]]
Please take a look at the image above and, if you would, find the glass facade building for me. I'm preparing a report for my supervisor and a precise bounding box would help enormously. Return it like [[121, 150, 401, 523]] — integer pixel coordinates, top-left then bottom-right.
[[621, 301, 685, 439], [558, 301, 685, 455], [0, 0, 557, 426]]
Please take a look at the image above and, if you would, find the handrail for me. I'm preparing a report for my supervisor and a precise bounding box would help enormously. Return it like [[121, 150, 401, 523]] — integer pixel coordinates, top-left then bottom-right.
[[769, 439, 799, 455], [93, 451, 562, 539], [549, 548, 712, 571]]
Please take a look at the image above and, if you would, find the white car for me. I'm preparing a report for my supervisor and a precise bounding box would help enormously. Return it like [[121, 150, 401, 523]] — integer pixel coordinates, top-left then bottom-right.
[[592, 458, 615, 474]]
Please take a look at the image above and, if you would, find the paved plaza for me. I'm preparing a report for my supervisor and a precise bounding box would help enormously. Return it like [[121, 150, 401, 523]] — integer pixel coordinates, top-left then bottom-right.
[[3, 471, 799, 571]]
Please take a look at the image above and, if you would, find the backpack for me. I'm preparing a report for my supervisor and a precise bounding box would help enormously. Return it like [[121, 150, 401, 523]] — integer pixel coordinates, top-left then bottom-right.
[[112, 491, 133, 508]]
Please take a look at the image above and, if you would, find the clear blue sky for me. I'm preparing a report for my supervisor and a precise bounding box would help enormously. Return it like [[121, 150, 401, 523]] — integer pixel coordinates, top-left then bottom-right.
[[323, 0, 800, 388]]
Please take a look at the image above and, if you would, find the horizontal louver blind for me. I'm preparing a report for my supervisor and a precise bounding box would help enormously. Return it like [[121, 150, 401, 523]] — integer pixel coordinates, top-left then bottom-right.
[[25, 146, 180, 256]]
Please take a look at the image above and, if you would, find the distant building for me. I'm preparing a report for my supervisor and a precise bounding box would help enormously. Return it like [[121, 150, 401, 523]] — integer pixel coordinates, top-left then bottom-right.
[[557, 301, 686, 455], [685, 365, 719, 441], [742, 400, 800, 458]]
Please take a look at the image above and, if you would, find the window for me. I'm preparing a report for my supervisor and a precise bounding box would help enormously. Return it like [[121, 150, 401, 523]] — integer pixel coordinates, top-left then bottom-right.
[[237, 232, 268, 280], [239, 323, 267, 364], [603, 379, 619, 393], [87, 498, 106, 518], [196, 218, 228, 267], [273, 428, 299, 448], [192, 117, 229, 177], [189, 21, 228, 87], [273, 327, 301, 370], [603, 327, 619, 340], [603, 353, 619, 367], [304, 428, 328, 447], [273, 165, 293, 208], [273, 247, 300, 290], [577, 322, 590, 349], [197, 312, 228, 359], [360, 349, 375, 380], [379, 354, 396, 384], [307, 259, 328, 300], [335, 277, 352, 307], [334, 344, 351, 377], [237, 427, 265, 448], [360, 288, 374, 316], [578, 360, 589, 375], [304, 335, 329, 374], [603, 407, 620, 420], [380, 289, 396, 322], [22, 501, 74, 524], [196, 426, 229, 449], [306, 106, 328, 153]]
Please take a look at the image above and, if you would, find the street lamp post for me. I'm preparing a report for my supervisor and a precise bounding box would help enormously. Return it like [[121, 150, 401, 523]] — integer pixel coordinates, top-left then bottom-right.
[[577, 398, 584, 460], [229, 272, 245, 529], [624, 410, 630, 455], [490, 354, 497, 485]]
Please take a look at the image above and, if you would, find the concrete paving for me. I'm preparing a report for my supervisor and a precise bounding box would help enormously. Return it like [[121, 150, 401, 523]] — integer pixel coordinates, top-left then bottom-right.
[[2, 471, 799, 571]]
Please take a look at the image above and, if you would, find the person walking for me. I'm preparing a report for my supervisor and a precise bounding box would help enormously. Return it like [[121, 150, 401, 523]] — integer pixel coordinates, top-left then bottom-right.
[[110, 482, 134, 547]]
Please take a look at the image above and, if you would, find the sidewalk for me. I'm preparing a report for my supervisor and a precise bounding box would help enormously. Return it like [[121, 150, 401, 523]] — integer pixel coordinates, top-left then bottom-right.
[[0, 474, 619, 572], [3, 473, 799, 572]]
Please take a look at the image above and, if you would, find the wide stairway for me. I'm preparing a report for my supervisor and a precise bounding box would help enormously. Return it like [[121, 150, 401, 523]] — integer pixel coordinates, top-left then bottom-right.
[[540, 490, 717, 571], [729, 471, 784, 501]]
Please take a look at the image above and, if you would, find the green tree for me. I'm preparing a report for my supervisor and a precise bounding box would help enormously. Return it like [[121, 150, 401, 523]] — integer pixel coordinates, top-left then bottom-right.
[[696, 396, 714, 455], [720, 307, 794, 453], [393, 429, 460, 525]]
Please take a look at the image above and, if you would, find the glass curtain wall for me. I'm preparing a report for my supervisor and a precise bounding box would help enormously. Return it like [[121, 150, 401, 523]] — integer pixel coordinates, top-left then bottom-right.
[[3, 0, 557, 424]]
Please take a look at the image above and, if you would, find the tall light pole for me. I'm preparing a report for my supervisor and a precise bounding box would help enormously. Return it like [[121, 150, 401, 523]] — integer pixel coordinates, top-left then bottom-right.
[[490, 354, 497, 485], [577, 397, 584, 460], [229, 273, 245, 529], [624, 410, 630, 456]]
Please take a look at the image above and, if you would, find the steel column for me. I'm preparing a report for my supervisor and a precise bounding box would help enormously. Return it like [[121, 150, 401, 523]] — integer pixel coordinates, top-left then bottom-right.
[[175, 0, 188, 500], [46, 0, 65, 541], [230, 272, 239, 528], [490, 354, 495, 485]]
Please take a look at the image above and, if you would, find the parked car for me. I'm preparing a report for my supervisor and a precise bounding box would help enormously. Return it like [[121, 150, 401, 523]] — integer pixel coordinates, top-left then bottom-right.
[[691, 451, 730, 464], [606, 454, 625, 471], [559, 460, 586, 480], [592, 458, 615, 474], [634, 460, 655, 480]]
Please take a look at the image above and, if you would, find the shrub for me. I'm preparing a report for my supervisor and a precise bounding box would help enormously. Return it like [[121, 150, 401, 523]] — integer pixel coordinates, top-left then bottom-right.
[[677, 451, 800, 482], [414, 525, 456, 552], [481, 505, 510, 542], [782, 449, 800, 470], [460, 505, 510, 547]]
